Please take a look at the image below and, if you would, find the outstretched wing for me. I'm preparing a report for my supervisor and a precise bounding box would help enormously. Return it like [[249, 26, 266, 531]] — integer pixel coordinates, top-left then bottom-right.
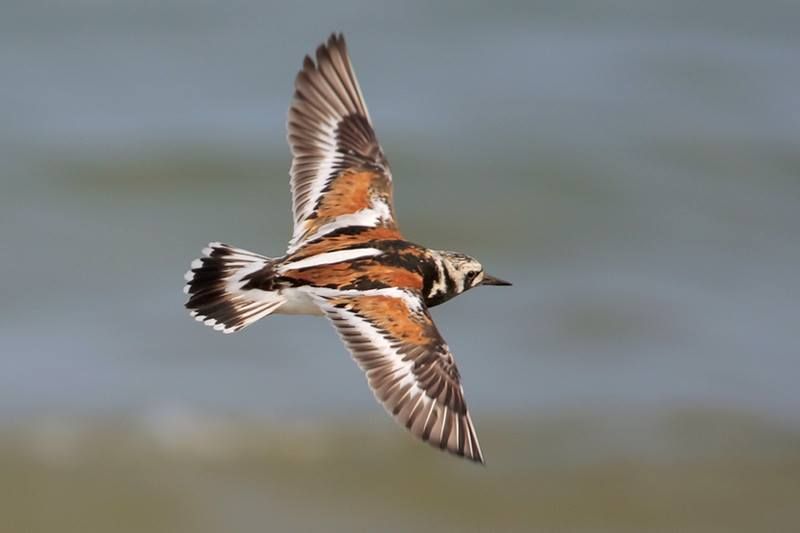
[[287, 34, 398, 253], [309, 288, 484, 463]]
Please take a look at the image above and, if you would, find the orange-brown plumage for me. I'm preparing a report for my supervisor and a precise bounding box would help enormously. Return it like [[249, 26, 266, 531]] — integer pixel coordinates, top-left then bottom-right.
[[290, 226, 404, 260], [282, 257, 425, 292], [328, 294, 431, 345], [184, 33, 510, 464], [315, 170, 382, 218]]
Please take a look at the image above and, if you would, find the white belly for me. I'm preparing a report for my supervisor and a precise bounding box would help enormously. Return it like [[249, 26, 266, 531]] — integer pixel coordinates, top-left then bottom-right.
[[275, 287, 325, 316]]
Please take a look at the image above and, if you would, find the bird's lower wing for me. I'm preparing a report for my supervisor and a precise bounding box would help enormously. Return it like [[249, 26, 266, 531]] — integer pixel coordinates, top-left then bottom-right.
[[308, 287, 484, 463]]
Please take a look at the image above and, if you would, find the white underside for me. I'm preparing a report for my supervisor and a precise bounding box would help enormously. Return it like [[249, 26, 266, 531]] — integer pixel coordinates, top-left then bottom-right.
[[274, 287, 325, 316]]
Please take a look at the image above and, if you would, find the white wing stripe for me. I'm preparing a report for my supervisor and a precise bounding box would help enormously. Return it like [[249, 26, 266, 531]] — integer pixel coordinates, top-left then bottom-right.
[[287, 202, 392, 254], [308, 287, 423, 312], [440, 406, 449, 444], [279, 248, 382, 272], [290, 119, 339, 230]]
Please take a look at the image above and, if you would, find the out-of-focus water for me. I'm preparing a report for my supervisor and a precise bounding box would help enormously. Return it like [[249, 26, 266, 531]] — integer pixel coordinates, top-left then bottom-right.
[[3, 0, 799, 424], [2, 1, 800, 530]]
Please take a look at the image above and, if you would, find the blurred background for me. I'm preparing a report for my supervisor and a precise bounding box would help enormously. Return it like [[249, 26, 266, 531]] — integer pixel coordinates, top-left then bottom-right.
[[2, 1, 799, 531]]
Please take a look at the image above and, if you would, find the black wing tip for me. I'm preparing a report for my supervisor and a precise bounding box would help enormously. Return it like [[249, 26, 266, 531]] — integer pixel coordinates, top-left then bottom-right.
[[304, 33, 347, 71], [327, 32, 346, 49], [459, 435, 486, 465], [405, 426, 485, 465], [295, 33, 350, 92], [438, 438, 486, 465], [447, 435, 485, 464], [419, 411, 486, 465]]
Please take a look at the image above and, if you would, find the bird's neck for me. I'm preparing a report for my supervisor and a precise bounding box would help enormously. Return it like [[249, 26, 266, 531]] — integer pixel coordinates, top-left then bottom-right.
[[422, 251, 461, 307]]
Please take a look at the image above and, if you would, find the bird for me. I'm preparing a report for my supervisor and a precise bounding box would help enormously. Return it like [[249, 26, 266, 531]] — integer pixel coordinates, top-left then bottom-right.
[[183, 33, 510, 464]]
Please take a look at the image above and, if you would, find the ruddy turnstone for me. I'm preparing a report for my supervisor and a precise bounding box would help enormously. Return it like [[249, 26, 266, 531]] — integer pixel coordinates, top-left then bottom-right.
[[184, 34, 510, 463]]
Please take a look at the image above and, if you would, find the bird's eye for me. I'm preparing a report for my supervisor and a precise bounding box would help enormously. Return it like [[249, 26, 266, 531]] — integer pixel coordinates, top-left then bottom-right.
[[465, 271, 478, 284]]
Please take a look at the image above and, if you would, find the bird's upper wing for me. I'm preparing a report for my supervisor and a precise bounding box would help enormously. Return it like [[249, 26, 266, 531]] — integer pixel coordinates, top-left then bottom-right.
[[287, 34, 398, 254], [309, 287, 484, 463]]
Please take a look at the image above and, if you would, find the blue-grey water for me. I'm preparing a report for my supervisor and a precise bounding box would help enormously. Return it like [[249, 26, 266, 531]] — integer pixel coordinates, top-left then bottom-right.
[[3, 3, 800, 532], [1, 0, 799, 426]]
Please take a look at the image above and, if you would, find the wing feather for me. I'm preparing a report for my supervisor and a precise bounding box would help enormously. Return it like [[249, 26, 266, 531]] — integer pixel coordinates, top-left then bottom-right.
[[309, 288, 484, 463], [287, 34, 397, 253]]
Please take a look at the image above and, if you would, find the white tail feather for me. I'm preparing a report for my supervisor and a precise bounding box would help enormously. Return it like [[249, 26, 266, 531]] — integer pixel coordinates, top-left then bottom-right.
[[184, 243, 285, 333]]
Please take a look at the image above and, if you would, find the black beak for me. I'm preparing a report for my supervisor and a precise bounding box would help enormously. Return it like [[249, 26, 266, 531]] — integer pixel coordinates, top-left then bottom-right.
[[481, 274, 512, 286]]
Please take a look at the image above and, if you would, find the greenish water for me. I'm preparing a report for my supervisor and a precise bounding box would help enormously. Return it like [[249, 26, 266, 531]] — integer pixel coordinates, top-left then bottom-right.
[[4, 410, 799, 532], [2, 1, 800, 530]]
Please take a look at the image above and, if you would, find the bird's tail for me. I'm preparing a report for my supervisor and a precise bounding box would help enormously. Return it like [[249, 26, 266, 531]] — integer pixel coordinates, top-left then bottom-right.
[[183, 242, 285, 334]]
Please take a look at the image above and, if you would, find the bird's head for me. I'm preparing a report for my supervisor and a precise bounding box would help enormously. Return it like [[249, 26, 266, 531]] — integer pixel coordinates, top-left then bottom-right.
[[435, 250, 512, 296]]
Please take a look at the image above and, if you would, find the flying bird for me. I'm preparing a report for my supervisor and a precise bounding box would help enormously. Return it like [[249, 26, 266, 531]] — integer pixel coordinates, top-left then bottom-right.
[[183, 34, 510, 463]]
